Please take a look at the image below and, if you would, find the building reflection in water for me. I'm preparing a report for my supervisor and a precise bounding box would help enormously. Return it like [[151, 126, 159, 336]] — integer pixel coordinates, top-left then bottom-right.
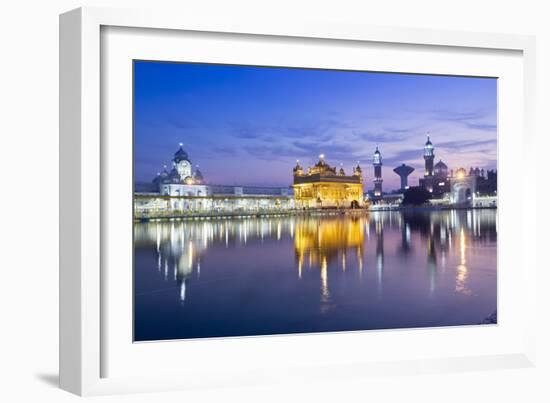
[[374, 214, 384, 295], [136, 218, 298, 303], [293, 216, 367, 306], [456, 227, 470, 295], [135, 209, 496, 305]]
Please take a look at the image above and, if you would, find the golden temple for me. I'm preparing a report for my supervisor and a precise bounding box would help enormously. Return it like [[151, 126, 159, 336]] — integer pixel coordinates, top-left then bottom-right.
[[292, 154, 365, 208]]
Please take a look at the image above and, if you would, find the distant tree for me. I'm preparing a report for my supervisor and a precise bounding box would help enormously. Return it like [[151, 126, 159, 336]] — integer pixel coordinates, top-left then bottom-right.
[[402, 186, 431, 206]]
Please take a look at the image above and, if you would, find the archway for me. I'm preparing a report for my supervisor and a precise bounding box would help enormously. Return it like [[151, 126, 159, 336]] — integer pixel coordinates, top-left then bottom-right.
[[350, 200, 359, 209], [451, 183, 472, 205]]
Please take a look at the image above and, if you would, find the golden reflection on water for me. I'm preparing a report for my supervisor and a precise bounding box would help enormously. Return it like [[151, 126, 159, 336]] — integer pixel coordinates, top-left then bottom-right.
[[135, 209, 495, 305], [455, 227, 470, 295], [294, 216, 367, 304], [321, 256, 329, 302]]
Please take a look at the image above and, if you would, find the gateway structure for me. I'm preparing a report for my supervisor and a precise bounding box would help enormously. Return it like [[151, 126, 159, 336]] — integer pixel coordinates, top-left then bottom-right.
[[292, 154, 364, 209]]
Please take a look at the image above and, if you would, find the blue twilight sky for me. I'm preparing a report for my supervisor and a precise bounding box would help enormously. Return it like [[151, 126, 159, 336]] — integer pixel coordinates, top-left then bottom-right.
[[134, 61, 497, 191]]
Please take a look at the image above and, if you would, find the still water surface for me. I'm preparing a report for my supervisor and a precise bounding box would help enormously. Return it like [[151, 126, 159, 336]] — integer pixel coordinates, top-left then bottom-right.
[[134, 210, 497, 341]]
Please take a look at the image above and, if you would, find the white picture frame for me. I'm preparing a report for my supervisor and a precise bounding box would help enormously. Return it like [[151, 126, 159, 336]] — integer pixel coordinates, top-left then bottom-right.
[[60, 6, 537, 396]]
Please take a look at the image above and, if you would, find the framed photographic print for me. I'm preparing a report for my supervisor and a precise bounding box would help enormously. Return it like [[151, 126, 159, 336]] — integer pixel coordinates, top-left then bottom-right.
[[133, 61, 498, 342], [60, 7, 537, 396]]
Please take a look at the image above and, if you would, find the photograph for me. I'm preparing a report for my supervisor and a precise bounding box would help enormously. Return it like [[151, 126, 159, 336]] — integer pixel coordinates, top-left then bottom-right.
[[132, 60, 498, 342]]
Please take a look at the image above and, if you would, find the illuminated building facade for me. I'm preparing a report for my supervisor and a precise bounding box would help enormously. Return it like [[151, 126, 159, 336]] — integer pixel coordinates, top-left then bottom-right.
[[372, 134, 496, 208], [449, 167, 497, 207], [134, 145, 294, 217], [449, 168, 477, 205], [292, 154, 364, 209]]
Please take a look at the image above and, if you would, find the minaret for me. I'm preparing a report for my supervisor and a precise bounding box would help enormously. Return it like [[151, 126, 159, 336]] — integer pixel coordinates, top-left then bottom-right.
[[423, 135, 435, 192], [373, 145, 383, 197], [424, 135, 435, 177]]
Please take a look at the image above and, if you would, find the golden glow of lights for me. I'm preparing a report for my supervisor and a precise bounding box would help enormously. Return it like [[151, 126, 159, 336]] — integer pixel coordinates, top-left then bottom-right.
[[321, 256, 329, 301], [455, 228, 471, 295], [460, 228, 466, 263], [457, 171, 465, 179], [294, 216, 365, 295], [342, 253, 346, 272], [357, 247, 363, 273]]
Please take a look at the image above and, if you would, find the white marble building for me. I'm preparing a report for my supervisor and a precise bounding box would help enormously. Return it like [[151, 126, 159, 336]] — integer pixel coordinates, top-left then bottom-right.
[[134, 145, 294, 217]]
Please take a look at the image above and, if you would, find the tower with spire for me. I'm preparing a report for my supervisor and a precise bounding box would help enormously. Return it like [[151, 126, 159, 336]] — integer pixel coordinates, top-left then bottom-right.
[[424, 135, 435, 177], [353, 161, 363, 182], [373, 145, 383, 197], [173, 142, 192, 182], [422, 135, 435, 192]]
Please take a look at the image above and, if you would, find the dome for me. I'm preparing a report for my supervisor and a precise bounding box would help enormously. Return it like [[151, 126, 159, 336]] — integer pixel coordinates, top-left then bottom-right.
[[153, 167, 169, 184], [455, 168, 467, 178], [166, 168, 181, 183], [434, 160, 448, 178], [173, 144, 190, 163], [425, 135, 433, 146], [315, 156, 327, 167], [193, 169, 204, 183], [434, 160, 447, 169], [309, 155, 336, 175]]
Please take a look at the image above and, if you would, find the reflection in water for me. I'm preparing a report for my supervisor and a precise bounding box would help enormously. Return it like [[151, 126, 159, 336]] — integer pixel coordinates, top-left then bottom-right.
[[456, 228, 470, 295], [293, 216, 365, 305], [376, 217, 384, 295], [134, 209, 497, 341]]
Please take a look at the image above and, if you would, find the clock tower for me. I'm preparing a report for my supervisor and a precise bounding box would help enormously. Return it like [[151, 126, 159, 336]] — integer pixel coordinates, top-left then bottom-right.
[[173, 143, 192, 181]]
